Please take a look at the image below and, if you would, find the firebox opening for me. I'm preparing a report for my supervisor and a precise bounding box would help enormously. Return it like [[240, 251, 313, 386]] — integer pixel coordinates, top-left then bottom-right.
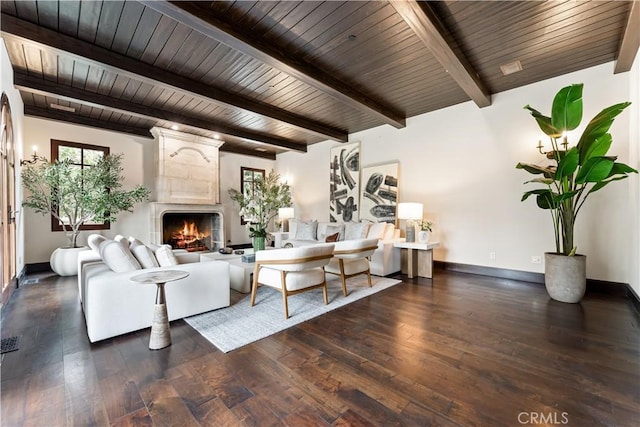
[[162, 212, 222, 252]]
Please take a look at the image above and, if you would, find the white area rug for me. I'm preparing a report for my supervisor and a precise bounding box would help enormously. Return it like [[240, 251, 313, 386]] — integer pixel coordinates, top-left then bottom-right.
[[185, 275, 401, 353]]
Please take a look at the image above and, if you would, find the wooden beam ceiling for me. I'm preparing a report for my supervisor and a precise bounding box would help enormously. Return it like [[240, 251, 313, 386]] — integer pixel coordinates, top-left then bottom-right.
[[390, 0, 492, 108], [24, 105, 153, 139], [13, 73, 307, 153], [219, 145, 276, 161], [614, 0, 639, 73], [140, 0, 407, 129], [0, 13, 347, 143]]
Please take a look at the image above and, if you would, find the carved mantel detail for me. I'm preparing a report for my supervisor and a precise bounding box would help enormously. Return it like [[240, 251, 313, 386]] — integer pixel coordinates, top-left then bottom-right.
[[152, 127, 224, 205]]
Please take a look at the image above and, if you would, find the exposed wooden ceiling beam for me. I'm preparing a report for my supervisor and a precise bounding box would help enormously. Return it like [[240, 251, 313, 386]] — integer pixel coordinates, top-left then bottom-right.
[[14, 73, 307, 153], [0, 13, 346, 142], [220, 145, 276, 161], [390, 0, 491, 108], [614, 1, 639, 74], [140, 1, 406, 129], [24, 105, 153, 139]]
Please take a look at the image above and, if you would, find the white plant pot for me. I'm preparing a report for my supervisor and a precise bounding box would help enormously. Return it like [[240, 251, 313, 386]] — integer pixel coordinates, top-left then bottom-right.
[[50, 246, 88, 276], [417, 230, 431, 244]]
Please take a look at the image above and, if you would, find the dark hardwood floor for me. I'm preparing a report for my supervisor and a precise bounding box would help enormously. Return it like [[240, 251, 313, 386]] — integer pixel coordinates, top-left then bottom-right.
[[1, 270, 639, 426]]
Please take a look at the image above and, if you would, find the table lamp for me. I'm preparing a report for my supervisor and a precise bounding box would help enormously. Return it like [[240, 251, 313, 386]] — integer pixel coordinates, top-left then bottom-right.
[[397, 202, 423, 243], [278, 207, 294, 232]]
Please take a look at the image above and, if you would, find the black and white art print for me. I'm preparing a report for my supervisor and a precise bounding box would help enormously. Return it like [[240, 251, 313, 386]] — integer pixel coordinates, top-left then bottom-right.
[[329, 141, 360, 222], [360, 162, 399, 223]]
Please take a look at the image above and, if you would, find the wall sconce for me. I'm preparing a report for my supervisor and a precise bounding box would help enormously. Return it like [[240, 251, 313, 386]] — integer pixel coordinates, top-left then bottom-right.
[[397, 202, 423, 243], [278, 207, 294, 232], [20, 146, 46, 166], [536, 133, 569, 159]]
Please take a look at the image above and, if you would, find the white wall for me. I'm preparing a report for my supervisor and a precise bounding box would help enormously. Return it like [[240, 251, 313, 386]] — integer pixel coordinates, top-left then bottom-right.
[[21, 117, 154, 263], [277, 62, 635, 284], [1, 38, 25, 273], [219, 152, 275, 245]]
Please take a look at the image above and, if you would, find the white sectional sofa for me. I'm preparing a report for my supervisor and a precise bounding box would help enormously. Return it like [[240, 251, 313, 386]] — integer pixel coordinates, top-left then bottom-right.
[[280, 220, 401, 276], [77, 236, 230, 343]]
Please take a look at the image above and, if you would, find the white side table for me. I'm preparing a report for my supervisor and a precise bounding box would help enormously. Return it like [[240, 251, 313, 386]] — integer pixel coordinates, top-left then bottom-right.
[[270, 232, 289, 248], [130, 270, 189, 350], [393, 240, 440, 279]]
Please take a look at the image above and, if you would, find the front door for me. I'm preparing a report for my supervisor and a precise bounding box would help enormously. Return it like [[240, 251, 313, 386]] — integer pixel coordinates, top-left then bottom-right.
[[1, 93, 17, 296]]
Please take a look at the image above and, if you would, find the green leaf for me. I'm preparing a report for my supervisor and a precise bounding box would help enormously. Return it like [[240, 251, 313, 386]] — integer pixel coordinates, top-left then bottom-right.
[[575, 157, 614, 184], [536, 191, 556, 209], [516, 162, 555, 178], [521, 189, 550, 202], [589, 175, 628, 194], [551, 84, 583, 131], [577, 102, 630, 163], [608, 162, 638, 176], [524, 177, 555, 185], [553, 191, 578, 203], [555, 147, 579, 179], [524, 105, 561, 137], [582, 133, 612, 162]]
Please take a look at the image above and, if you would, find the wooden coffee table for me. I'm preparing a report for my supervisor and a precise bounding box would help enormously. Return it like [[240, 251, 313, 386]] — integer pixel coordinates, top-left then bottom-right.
[[130, 270, 189, 350]]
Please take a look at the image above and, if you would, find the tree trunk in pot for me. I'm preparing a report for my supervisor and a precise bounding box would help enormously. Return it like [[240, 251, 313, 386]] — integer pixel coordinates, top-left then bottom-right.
[[544, 253, 586, 303]]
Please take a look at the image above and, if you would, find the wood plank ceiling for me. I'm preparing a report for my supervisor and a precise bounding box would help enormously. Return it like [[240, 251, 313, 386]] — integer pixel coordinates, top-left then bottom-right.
[[1, 1, 637, 159]]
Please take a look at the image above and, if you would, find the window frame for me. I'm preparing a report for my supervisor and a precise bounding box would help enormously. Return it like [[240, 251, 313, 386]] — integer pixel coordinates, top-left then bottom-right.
[[50, 139, 110, 232], [240, 167, 265, 225]]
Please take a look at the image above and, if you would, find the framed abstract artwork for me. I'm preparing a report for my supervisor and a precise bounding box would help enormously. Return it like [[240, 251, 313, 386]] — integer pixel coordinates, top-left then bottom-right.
[[359, 162, 399, 223], [329, 141, 360, 222]]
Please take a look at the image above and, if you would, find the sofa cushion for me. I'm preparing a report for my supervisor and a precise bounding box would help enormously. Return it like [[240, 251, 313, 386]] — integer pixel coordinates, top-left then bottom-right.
[[344, 221, 370, 240], [87, 234, 107, 254], [130, 239, 160, 269], [294, 220, 318, 240], [155, 244, 179, 266], [99, 239, 142, 273], [367, 222, 387, 240]]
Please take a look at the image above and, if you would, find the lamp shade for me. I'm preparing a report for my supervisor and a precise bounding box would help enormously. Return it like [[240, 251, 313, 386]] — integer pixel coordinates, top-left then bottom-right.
[[397, 202, 423, 220], [278, 207, 294, 220]]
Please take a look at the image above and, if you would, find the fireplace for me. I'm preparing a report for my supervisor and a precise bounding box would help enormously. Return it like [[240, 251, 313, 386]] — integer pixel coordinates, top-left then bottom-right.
[[162, 212, 222, 252], [149, 203, 225, 252]]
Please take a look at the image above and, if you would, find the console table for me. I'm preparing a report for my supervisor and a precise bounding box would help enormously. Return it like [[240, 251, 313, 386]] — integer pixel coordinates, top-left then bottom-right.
[[130, 270, 189, 350], [393, 240, 440, 279]]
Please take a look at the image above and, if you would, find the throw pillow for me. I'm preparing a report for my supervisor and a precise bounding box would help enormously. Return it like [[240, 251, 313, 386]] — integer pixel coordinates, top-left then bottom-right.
[[99, 240, 142, 273], [130, 240, 160, 269], [295, 220, 318, 240], [155, 245, 179, 267], [325, 232, 339, 243], [319, 224, 342, 241], [87, 234, 107, 254], [344, 221, 370, 240]]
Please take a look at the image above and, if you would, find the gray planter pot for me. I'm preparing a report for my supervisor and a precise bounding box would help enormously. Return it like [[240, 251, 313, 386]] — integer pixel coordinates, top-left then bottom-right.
[[544, 253, 586, 303]]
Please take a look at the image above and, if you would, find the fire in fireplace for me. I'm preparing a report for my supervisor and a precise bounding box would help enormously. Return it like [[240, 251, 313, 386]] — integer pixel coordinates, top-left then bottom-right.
[[162, 212, 223, 252]]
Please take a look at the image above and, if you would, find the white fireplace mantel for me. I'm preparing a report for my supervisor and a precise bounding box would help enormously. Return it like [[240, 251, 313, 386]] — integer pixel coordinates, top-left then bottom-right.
[[152, 127, 224, 205]]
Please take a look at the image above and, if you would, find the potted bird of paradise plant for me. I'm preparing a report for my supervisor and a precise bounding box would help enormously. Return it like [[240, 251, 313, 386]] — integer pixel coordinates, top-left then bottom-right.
[[516, 83, 637, 303]]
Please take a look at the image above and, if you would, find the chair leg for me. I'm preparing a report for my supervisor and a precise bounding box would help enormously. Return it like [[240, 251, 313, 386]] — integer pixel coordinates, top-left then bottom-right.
[[366, 268, 372, 287], [250, 264, 260, 307], [281, 271, 289, 319], [322, 281, 328, 305], [339, 259, 348, 296]]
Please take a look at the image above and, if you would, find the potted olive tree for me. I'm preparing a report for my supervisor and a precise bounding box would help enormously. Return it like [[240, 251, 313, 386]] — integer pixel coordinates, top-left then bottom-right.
[[228, 169, 291, 251], [22, 153, 150, 276], [516, 83, 637, 303]]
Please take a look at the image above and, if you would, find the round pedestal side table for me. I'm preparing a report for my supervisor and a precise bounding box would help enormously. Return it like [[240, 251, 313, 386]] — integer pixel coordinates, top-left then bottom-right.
[[130, 270, 189, 350]]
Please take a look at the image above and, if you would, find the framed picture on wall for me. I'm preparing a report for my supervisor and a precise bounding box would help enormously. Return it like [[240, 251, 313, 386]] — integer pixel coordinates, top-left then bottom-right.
[[360, 162, 399, 224], [329, 141, 360, 222]]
